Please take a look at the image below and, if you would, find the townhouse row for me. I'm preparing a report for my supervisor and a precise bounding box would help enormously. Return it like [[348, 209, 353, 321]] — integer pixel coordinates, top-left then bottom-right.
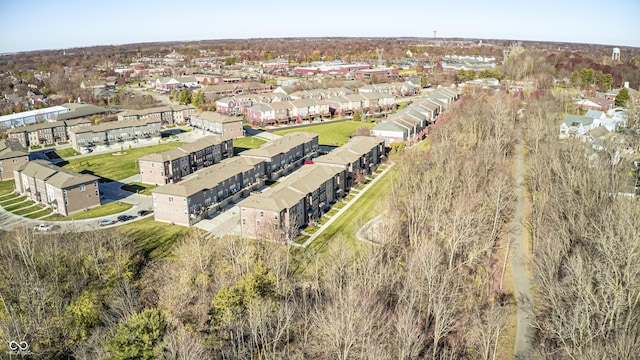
[[69, 118, 162, 152], [246, 92, 396, 127], [117, 104, 195, 126], [138, 135, 233, 185], [371, 88, 459, 145], [13, 160, 101, 216]]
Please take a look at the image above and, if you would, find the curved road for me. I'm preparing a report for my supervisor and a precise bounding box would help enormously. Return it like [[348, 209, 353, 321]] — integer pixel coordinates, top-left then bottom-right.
[[511, 122, 535, 358]]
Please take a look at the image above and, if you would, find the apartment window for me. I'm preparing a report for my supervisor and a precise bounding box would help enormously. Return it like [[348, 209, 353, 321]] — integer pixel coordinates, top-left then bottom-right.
[[242, 219, 246, 225], [13, 158, 18, 163], [260, 211, 264, 217], [95, 190, 99, 196], [168, 196, 174, 203], [151, 163, 154, 168], [80, 185, 86, 191], [256, 220, 260, 226], [274, 214, 278, 220]]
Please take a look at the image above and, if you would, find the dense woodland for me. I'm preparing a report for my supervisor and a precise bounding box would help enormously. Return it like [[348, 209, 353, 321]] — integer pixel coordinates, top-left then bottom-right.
[[1, 39, 640, 358]]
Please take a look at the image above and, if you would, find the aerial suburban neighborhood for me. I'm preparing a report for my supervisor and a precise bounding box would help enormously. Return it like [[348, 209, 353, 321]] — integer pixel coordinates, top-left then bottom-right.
[[0, 20, 639, 358]]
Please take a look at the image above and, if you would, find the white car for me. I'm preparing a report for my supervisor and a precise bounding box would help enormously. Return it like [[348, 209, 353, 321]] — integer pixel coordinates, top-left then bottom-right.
[[34, 224, 51, 231]]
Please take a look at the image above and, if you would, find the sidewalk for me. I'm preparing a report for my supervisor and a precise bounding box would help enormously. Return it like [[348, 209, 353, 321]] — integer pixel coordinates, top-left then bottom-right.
[[292, 162, 394, 248]]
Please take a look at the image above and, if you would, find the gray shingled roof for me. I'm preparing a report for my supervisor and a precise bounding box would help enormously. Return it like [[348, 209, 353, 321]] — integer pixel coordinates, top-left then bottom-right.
[[17, 160, 98, 189], [240, 132, 317, 159], [151, 157, 263, 197], [0, 139, 28, 160]]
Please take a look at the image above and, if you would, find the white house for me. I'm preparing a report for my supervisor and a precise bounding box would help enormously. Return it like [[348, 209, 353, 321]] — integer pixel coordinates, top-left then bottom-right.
[[559, 114, 600, 139]]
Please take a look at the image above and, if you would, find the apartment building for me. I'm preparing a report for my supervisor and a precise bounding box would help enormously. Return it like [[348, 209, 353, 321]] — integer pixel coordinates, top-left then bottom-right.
[[117, 105, 195, 125], [238, 164, 345, 240], [68, 118, 161, 151], [13, 160, 100, 216], [138, 135, 233, 185], [189, 111, 244, 139], [0, 139, 29, 181], [239, 132, 319, 180], [151, 156, 266, 226], [313, 136, 386, 189]]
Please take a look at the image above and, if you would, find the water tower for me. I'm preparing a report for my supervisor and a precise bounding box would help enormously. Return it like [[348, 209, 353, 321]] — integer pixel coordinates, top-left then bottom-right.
[[612, 47, 621, 61]]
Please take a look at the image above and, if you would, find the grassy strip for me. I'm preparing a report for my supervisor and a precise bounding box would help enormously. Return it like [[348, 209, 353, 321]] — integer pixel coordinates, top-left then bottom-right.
[[47, 201, 133, 221], [24, 209, 54, 219], [0, 196, 27, 207], [3, 200, 33, 212], [0, 180, 15, 196], [272, 121, 375, 146], [61, 142, 185, 181], [13, 205, 45, 216], [118, 217, 201, 260]]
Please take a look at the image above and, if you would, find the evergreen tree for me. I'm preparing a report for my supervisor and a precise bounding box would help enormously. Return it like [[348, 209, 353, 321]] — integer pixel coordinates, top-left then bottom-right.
[[615, 87, 630, 106]]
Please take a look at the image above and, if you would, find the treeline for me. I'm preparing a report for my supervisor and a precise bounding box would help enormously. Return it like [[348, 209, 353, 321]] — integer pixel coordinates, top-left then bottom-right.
[[523, 95, 640, 358]]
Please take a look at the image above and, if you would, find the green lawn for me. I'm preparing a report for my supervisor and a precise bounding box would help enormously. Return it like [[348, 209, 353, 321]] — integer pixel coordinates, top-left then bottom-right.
[[54, 147, 80, 158], [3, 200, 33, 212], [61, 142, 185, 181], [47, 201, 133, 221], [233, 137, 267, 155], [0, 180, 15, 196], [0, 195, 26, 207], [272, 121, 375, 146], [24, 209, 53, 219], [118, 217, 202, 260], [14, 205, 45, 216], [121, 182, 156, 196], [305, 168, 392, 253]]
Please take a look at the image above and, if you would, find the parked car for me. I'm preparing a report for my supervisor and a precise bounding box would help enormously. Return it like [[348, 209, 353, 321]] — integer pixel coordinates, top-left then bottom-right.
[[117, 215, 136, 222], [33, 224, 50, 231], [137, 210, 153, 216], [98, 219, 115, 226]]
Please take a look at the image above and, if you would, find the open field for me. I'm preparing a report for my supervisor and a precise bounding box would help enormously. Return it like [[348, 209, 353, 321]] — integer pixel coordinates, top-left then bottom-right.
[[61, 142, 185, 181], [273, 121, 375, 146]]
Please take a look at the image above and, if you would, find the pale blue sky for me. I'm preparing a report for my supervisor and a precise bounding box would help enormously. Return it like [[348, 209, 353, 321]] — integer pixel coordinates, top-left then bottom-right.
[[1, 0, 638, 53]]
